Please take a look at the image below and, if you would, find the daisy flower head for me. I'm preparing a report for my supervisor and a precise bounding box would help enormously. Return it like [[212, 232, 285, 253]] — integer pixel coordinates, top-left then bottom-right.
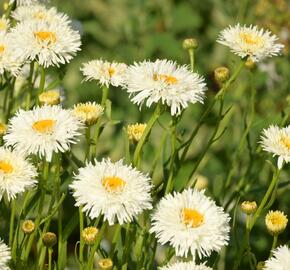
[[0, 239, 11, 270], [260, 125, 290, 169], [160, 261, 212, 270], [12, 4, 70, 25], [264, 245, 290, 270], [265, 210, 288, 236], [9, 20, 81, 68], [4, 105, 83, 162], [0, 147, 37, 201], [217, 24, 284, 62], [0, 32, 23, 76], [81, 59, 127, 87], [0, 16, 10, 33], [150, 189, 230, 258], [124, 59, 206, 116], [70, 159, 152, 225], [73, 102, 104, 126]]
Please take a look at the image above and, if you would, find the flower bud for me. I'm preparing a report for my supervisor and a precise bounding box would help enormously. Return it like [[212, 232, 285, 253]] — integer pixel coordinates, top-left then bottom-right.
[[22, 220, 35, 235], [127, 123, 147, 144], [97, 258, 113, 270], [214, 67, 230, 84], [245, 58, 256, 70], [195, 175, 208, 190], [39, 90, 60, 106], [241, 201, 257, 215], [0, 122, 7, 136], [42, 232, 57, 247], [81, 226, 98, 245], [182, 38, 198, 50], [265, 210, 288, 236], [73, 102, 104, 126]]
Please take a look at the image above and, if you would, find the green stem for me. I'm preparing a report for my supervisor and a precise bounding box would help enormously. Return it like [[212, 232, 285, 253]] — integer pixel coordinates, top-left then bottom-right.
[[79, 207, 84, 266], [55, 154, 65, 270], [164, 117, 177, 194], [48, 248, 53, 270], [22, 160, 49, 263], [37, 66, 46, 99], [9, 199, 16, 247], [85, 127, 91, 162], [110, 224, 121, 257], [25, 62, 35, 110], [91, 86, 109, 158], [86, 221, 106, 270], [270, 235, 278, 256], [101, 86, 109, 107], [189, 48, 195, 72], [133, 104, 161, 167]]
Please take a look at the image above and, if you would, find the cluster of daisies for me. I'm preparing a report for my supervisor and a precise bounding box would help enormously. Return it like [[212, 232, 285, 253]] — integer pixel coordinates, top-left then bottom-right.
[[0, 0, 289, 269]]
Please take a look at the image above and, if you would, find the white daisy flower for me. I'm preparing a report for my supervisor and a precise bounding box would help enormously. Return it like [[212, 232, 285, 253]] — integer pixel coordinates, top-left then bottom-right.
[[0, 239, 11, 270], [0, 147, 37, 201], [0, 32, 23, 76], [12, 5, 70, 25], [217, 24, 284, 62], [264, 245, 290, 270], [4, 105, 83, 162], [9, 0, 48, 6], [123, 59, 206, 116], [260, 125, 290, 169], [0, 16, 10, 33], [150, 189, 230, 258], [160, 261, 212, 270], [9, 20, 81, 68], [70, 159, 152, 225], [81, 60, 127, 87]]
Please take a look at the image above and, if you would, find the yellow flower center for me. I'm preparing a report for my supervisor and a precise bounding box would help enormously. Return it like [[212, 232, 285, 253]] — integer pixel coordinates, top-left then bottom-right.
[[102, 176, 126, 193], [181, 208, 204, 228], [0, 44, 5, 55], [0, 160, 13, 174], [280, 136, 290, 149], [240, 33, 263, 46], [108, 67, 115, 77], [32, 119, 55, 134], [153, 74, 178, 85], [34, 31, 56, 44]]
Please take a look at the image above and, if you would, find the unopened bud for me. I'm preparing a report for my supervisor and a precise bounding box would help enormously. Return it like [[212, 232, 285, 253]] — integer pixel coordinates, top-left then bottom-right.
[[214, 67, 230, 84], [127, 123, 147, 144], [98, 258, 113, 270], [0, 122, 7, 136], [182, 38, 198, 50], [39, 90, 60, 106], [42, 232, 57, 247], [241, 201, 257, 215], [195, 175, 209, 190], [81, 226, 98, 245], [265, 210, 288, 236], [22, 220, 35, 235], [73, 102, 104, 126], [245, 58, 256, 70]]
